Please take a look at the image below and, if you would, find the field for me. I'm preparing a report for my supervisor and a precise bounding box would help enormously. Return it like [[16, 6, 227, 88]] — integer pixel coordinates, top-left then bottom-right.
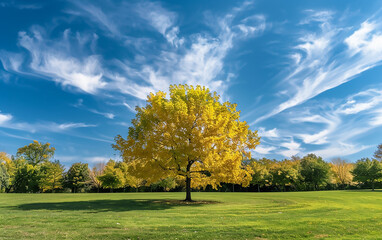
[[1, 191, 382, 239]]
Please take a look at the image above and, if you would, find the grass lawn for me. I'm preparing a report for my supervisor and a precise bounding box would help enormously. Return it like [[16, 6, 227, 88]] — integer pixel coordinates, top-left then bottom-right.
[[1, 191, 382, 239]]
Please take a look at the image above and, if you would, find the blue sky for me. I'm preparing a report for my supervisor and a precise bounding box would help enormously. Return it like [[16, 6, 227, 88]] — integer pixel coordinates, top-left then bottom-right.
[[1, 0, 382, 166]]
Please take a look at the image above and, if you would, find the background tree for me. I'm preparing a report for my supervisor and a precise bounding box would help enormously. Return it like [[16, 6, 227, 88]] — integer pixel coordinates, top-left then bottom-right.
[[64, 163, 90, 193], [90, 162, 105, 193], [113, 84, 260, 201], [250, 159, 270, 192], [0, 164, 10, 192], [374, 144, 382, 161], [352, 158, 382, 191], [300, 154, 330, 190], [16, 140, 55, 165], [151, 178, 178, 192], [269, 159, 299, 191], [0, 152, 14, 191], [39, 160, 65, 192], [13, 159, 40, 193], [98, 160, 125, 192], [330, 158, 353, 187]]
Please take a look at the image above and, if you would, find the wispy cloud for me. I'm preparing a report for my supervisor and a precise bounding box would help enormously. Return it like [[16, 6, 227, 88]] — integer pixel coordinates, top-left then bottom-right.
[[253, 11, 382, 124], [0, 110, 95, 133], [1, 28, 105, 94], [73, 99, 115, 119]]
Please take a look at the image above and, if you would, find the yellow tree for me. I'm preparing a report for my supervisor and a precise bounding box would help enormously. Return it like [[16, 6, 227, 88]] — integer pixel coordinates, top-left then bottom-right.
[[330, 158, 354, 186], [89, 162, 105, 193], [16, 140, 55, 165], [114, 84, 260, 201], [0, 152, 15, 188]]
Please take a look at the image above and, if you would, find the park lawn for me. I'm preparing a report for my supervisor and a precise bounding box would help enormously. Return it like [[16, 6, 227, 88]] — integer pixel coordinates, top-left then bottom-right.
[[0, 191, 382, 239]]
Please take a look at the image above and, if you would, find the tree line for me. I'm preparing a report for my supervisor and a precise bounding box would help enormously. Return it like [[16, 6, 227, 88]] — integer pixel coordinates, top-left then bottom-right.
[[1, 140, 382, 193]]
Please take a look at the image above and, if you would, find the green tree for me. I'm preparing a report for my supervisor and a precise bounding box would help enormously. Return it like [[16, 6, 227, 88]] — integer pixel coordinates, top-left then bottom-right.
[[64, 163, 91, 193], [0, 164, 10, 192], [16, 140, 55, 165], [39, 160, 65, 192], [113, 84, 259, 201], [98, 160, 125, 192], [269, 159, 299, 191], [352, 158, 382, 191], [374, 144, 382, 161], [0, 152, 15, 189], [13, 159, 40, 193], [300, 154, 331, 190], [250, 159, 270, 192]]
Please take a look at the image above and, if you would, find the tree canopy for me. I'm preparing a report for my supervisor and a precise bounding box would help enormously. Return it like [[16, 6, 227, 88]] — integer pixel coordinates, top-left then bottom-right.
[[16, 140, 55, 165], [352, 158, 382, 191], [300, 154, 331, 190], [113, 84, 260, 201]]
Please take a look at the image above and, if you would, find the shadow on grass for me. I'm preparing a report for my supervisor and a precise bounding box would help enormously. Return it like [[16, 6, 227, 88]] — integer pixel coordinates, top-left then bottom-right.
[[16, 199, 219, 212]]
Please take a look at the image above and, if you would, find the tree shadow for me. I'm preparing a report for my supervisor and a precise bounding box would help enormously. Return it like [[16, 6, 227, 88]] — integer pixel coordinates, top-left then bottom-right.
[[16, 199, 219, 213]]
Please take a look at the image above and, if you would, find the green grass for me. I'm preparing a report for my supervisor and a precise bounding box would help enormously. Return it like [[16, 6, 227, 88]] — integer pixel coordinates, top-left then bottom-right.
[[1, 191, 382, 239]]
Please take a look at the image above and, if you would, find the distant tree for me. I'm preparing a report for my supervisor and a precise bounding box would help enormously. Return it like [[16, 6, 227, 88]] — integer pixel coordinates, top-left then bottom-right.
[[64, 163, 91, 193], [90, 162, 105, 193], [0, 164, 10, 192], [13, 159, 40, 193], [0, 152, 14, 191], [113, 84, 259, 201], [269, 159, 299, 191], [98, 160, 125, 192], [352, 158, 382, 191], [250, 159, 270, 192], [116, 161, 140, 188], [330, 158, 353, 186], [39, 160, 65, 192], [300, 154, 331, 190], [374, 144, 382, 161], [16, 140, 55, 165], [151, 178, 178, 192]]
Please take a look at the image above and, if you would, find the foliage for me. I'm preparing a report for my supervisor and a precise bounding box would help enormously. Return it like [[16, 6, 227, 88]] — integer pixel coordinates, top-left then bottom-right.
[[151, 178, 178, 191], [98, 160, 125, 191], [300, 154, 331, 190], [269, 159, 299, 191], [64, 163, 91, 193], [113, 84, 260, 200], [12, 159, 40, 193], [250, 158, 270, 191], [351, 158, 382, 191], [89, 162, 105, 192], [330, 158, 353, 186], [16, 140, 55, 165], [38, 160, 65, 192], [0, 164, 10, 192]]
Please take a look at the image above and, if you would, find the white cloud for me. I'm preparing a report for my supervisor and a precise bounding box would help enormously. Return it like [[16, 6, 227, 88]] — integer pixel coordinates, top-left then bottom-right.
[[0, 113, 12, 124], [0, 110, 95, 133], [279, 139, 301, 157], [312, 142, 370, 159], [1, 28, 106, 94], [253, 15, 382, 124], [258, 127, 279, 138], [254, 145, 276, 154], [338, 89, 382, 115], [58, 123, 96, 130]]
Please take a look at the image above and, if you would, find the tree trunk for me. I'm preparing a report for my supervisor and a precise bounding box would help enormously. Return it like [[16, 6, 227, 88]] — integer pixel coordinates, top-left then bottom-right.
[[110, 188, 113, 193], [257, 184, 260, 192], [372, 181, 375, 191], [185, 176, 192, 201], [184, 159, 193, 201]]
